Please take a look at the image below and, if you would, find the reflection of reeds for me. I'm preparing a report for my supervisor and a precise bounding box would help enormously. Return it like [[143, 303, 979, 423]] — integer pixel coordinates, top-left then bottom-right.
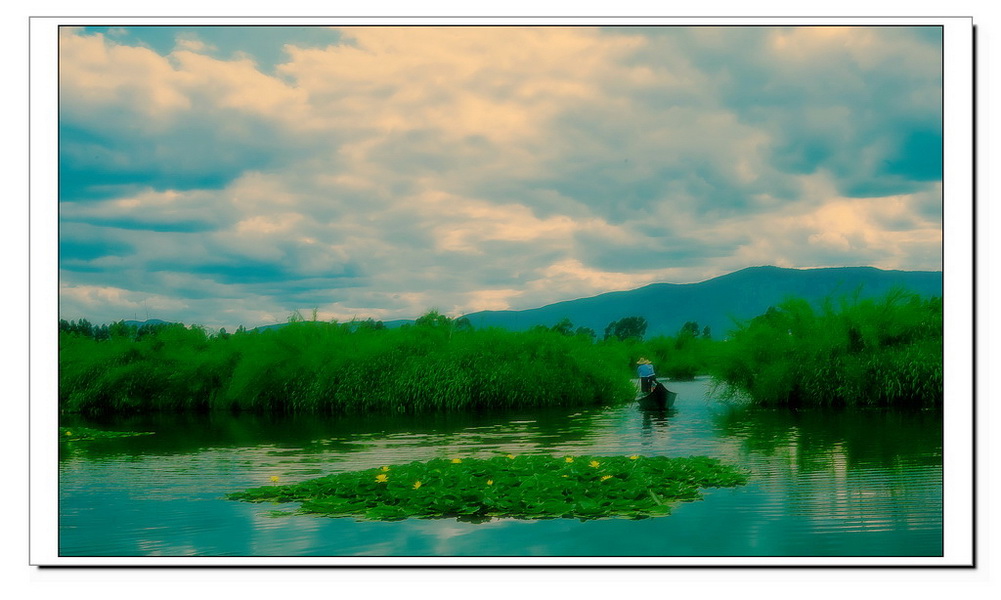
[[712, 403, 943, 470], [708, 289, 943, 407], [59, 315, 635, 415]]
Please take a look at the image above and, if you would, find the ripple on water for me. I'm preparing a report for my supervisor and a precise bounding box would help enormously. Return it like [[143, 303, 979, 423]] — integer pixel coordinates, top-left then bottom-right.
[[58, 380, 943, 557]]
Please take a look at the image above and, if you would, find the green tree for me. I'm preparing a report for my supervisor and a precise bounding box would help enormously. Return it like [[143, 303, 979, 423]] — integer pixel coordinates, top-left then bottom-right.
[[108, 320, 134, 339], [415, 309, 453, 329], [603, 316, 648, 341], [550, 317, 575, 336], [59, 318, 95, 338], [353, 318, 386, 332], [679, 321, 700, 337]]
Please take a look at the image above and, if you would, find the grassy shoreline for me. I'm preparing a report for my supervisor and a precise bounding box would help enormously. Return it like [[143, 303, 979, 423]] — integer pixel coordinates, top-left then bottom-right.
[[709, 290, 943, 408], [59, 290, 943, 415], [59, 314, 636, 416]]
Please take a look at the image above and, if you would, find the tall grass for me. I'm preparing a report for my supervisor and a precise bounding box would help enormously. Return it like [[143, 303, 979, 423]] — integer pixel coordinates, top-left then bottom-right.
[[708, 289, 943, 408], [59, 314, 635, 416], [633, 333, 719, 380]]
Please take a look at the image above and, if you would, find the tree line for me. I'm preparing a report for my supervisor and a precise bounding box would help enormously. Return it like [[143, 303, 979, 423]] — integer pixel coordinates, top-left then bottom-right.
[[59, 288, 943, 413]]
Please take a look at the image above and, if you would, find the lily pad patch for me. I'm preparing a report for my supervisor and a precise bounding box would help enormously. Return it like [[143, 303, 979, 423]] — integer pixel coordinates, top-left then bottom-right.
[[227, 454, 749, 522]]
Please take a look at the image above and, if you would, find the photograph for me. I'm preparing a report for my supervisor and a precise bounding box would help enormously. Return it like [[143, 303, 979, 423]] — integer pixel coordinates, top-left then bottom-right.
[[32, 17, 975, 567]]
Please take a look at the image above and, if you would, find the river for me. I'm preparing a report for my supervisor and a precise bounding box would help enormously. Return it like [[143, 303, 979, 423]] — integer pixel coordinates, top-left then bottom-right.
[[58, 377, 942, 559]]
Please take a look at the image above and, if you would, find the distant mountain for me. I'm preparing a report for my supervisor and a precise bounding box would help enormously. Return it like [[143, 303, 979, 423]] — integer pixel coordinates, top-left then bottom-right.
[[461, 266, 943, 338], [253, 318, 414, 332], [122, 319, 176, 328], [381, 319, 416, 329]]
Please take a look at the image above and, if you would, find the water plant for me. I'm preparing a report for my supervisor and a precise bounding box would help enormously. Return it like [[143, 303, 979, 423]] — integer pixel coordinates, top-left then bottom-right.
[[226, 454, 749, 521], [632, 330, 720, 381], [59, 313, 636, 416], [709, 289, 943, 407], [58, 426, 154, 441]]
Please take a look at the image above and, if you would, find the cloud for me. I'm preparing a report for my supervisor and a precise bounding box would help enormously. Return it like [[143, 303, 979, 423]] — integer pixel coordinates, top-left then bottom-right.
[[59, 29, 320, 202], [692, 27, 943, 197], [700, 173, 943, 271], [56, 25, 944, 330]]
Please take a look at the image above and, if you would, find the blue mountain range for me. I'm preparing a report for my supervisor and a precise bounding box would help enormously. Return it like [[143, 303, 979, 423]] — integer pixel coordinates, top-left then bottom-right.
[[458, 265, 943, 338]]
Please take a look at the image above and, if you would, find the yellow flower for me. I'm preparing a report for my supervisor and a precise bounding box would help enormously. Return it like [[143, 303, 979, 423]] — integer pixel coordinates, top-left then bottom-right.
[[629, 455, 640, 460], [65, 431, 72, 436], [589, 460, 600, 468], [561, 475, 569, 478], [601, 475, 613, 481], [486, 480, 493, 486], [506, 454, 516, 459], [413, 481, 422, 490], [270, 476, 280, 483], [380, 466, 390, 472], [375, 473, 388, 483], [564, 457, 574, 463], [451, 458, 462, 464]]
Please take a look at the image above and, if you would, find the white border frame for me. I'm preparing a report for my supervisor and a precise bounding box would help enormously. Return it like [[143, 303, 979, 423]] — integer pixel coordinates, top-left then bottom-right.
[[29, 15, 975, 567]]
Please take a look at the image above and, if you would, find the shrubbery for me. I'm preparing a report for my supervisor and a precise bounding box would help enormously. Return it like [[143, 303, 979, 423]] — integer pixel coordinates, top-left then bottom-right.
[[59, 312, 635, 415], [708, 289, 943, 407], [59, 288, 944, 414]]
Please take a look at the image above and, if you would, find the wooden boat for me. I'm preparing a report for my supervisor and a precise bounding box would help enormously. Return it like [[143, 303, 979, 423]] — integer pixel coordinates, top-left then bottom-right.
[[637, 381, 677, 410]]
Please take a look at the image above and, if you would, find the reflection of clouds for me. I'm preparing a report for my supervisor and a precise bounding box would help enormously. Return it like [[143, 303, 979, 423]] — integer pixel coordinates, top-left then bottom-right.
[[722, 424, 941, 539], [409, 516, 520, 556], [137, 539, 200, 556], [352, 540, 399, 557], [249, 509, 325, 555], [60, 377, 941, 556]]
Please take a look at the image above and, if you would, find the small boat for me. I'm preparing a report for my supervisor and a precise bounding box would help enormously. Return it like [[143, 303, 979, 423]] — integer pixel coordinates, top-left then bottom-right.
[[637, 381, 677, 410]]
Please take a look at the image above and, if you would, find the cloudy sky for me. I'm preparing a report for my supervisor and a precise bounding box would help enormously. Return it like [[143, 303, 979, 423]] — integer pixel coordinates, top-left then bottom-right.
[[57, 25, 943, 330]]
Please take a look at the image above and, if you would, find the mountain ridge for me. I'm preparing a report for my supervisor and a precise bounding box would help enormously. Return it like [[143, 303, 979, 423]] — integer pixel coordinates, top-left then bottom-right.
[[107, 265, 941, 336], [459, 265, 943, 338]]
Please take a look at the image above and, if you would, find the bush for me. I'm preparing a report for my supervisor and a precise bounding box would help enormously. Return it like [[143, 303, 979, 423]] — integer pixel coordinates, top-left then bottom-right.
[[59, 313, 636, 415], [708, 290, 942, 407]]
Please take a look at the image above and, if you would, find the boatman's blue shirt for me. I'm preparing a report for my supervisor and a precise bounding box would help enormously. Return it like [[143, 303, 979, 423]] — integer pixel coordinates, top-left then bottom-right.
[[637, 364, 654, 377]]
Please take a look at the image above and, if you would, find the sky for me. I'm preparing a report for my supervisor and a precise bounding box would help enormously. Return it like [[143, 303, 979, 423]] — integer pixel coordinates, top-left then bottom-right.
[[57, 25, 944, 331]]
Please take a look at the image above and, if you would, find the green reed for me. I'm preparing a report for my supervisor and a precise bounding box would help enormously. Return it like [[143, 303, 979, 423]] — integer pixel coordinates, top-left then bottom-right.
[[708, 289, 943, 407], [59, 314, 635, 415]]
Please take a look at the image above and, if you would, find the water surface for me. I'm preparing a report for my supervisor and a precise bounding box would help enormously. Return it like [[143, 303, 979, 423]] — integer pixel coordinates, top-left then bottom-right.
[[58, 378, 943, 557]]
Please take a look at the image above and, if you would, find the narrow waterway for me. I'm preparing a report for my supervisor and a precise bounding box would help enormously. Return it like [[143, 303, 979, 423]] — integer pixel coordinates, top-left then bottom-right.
[[58, 378, 942, 557]]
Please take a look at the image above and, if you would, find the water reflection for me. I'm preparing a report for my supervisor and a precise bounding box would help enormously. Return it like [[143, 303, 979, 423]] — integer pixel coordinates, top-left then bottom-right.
[[640, 407, 676, 429], [711, 404, 943, 469], [60, 404, 622, 461], [709, 403, 942, 550], [58, 380, 943, 557], [637, 407, 677, 450]]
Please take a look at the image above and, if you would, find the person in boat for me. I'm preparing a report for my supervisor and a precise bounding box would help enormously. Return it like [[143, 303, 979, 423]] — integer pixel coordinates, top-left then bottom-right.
[[636, 358, 657, 394]]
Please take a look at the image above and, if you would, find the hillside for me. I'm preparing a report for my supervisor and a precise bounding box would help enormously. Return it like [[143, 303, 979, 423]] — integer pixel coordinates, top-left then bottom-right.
[[460, 266, 943, 338]]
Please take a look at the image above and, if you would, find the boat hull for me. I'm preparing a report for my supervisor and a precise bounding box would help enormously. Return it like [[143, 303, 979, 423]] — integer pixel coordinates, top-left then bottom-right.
[[637, 382, 677, 410]]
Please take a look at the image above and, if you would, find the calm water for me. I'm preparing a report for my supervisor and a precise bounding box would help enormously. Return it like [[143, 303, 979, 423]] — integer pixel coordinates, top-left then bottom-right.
[[58, 378, 943, 557]]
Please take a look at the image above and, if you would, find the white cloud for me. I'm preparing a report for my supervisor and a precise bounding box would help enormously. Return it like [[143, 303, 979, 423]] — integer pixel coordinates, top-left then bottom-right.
[[59, 29, 192, 119], [59, 283, 189, 317], [56, 26, 944, 330]]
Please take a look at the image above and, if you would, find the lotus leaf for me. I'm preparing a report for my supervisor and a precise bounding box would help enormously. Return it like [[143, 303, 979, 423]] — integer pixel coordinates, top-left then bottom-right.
[[227, 454, 749, 521]]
